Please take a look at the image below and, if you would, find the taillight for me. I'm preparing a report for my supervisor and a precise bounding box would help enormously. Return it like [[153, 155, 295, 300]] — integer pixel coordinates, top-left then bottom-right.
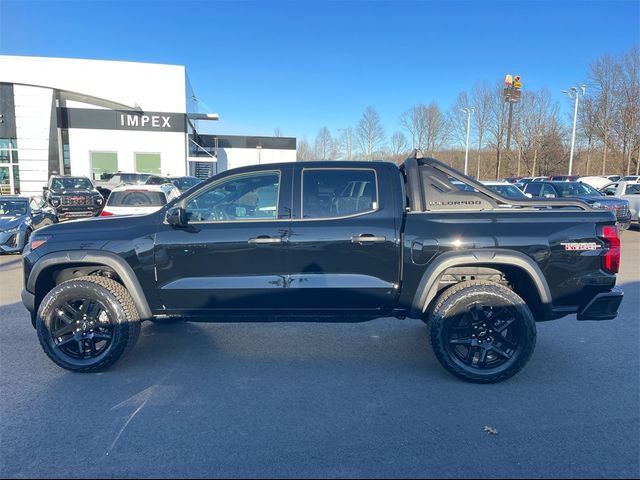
[[100, 210, 113, 217], [599, 225, 620, 274]]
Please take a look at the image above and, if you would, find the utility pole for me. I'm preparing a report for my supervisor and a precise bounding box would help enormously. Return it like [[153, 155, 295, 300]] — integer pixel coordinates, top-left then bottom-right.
[[462, 107, 474, 176], [563, 85, 586, 176]]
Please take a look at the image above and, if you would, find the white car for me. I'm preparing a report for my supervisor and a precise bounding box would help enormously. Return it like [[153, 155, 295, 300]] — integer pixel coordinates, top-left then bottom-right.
[[577, 176, 611, 190], [100, 183, 180, 217], [600, 181, 640, 228]]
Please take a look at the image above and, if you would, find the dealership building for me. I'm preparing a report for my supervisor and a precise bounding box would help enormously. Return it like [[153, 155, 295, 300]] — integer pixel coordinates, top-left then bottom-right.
[[0, 55, 296, 196]]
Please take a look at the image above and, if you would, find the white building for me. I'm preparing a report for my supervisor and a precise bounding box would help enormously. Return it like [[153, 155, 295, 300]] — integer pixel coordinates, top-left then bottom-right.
[[0, 55, 296, 196]]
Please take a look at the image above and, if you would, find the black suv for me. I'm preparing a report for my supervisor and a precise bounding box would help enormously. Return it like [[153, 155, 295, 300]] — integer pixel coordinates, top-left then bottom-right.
[[43, 176, 105, 221]]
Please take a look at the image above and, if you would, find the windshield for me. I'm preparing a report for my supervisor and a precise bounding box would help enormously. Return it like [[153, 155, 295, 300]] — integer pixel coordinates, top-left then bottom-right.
[[554, 182, 601, 197], [0, 200, 28, 216], [171, 177, 202, 191], [107, 191, 167, 207], [486, 184, 527, 199], [51, 177, 93, 191]]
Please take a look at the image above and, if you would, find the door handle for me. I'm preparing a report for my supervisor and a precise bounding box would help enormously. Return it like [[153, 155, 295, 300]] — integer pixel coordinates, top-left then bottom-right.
[[351, 234, 386, 244], [248, 236, 282, 244]]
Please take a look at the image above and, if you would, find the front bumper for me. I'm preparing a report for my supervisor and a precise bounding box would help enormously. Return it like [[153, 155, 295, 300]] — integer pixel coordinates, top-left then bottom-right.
[[55, 206, 101, 220], [577, 287, 623, 321], [0, 230, 22, 253]]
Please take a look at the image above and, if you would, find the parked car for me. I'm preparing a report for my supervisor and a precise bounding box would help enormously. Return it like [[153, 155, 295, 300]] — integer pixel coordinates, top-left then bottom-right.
[[43, 175, 105, 221], [99, 184, 181, 217], [95, 172, 167, 198], [514, 177, 534, 189], [549, 175, 580, 182], [578, 176, 612, 190], [481, 181, 528, 200], [600, 181, 640, 229], [501, 176, 522, 184], [622, 175, 640, 183], [0, 196, 57, 254], [23, 157, 623, 383], [531, 176, 550, 182], [523, 181, 631, 230], [168, 176, 203, 193], [606, 175, 622, 182]]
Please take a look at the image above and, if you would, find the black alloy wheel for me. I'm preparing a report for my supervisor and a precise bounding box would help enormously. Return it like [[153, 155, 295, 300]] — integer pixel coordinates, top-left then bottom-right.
[[429, 280, 536, 383], [37, 276, 140, 372]]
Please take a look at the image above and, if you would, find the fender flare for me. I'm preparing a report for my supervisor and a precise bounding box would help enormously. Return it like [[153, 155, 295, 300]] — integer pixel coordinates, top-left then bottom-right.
[[409, 249, 552, 319], [27, 250, 152, 319]]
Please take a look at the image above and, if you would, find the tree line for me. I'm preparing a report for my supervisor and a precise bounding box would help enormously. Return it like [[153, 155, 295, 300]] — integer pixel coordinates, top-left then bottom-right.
[[293, 47, 639, 179]]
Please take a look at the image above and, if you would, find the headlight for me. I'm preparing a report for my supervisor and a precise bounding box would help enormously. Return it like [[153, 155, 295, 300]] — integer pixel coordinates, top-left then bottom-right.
[[3, 226, 20, 234], [51, 198, 60, 207], [592, 202, 616, 211]]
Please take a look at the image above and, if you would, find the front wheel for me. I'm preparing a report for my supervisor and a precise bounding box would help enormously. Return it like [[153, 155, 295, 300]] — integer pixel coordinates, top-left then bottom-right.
[[428, 280, 536, 383], [36, 276, 141, 372]]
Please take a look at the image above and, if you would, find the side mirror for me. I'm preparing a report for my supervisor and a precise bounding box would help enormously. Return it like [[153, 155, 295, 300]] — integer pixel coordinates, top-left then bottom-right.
[[166, 206, 187, 227]]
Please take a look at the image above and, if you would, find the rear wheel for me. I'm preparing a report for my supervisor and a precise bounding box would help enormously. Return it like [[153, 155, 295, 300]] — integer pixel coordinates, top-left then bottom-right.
[[428, 280, 536, 383], [36, 276, 140, 372]]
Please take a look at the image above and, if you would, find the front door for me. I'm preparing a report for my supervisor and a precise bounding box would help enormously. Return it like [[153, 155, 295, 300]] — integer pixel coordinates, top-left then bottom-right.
[[154, 166, 292, 313], [285, 165, 401, 313]]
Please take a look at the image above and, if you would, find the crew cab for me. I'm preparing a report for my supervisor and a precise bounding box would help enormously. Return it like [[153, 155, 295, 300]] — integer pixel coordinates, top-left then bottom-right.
[[22, 157, 624, 383]]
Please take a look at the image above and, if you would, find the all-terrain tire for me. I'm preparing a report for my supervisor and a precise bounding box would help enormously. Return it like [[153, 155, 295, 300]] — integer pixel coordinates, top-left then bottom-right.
[[36, 275, 141, 372], [428, 280, 536, 383]]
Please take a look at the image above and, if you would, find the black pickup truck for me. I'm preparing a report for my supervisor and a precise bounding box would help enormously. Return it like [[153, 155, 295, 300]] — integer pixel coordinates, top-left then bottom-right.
[[22, 157, 623, 383], [43, 175, 105, 220]]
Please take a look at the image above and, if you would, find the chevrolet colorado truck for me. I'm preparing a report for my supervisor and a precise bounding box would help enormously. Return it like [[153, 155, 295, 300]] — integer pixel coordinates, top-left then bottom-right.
[[21, 156, 624, 383]]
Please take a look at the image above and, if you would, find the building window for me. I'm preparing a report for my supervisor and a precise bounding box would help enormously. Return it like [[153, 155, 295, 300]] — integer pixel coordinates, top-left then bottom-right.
[[135, 153, 161, 174], [61, 129, 71, 175], [91, 151, 118, 181], [0, 137, 19, 195]]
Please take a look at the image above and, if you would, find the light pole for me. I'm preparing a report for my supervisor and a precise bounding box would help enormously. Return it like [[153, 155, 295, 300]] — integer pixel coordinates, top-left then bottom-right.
[[462, 107, 474, 176], [562, 85, 586, 175]]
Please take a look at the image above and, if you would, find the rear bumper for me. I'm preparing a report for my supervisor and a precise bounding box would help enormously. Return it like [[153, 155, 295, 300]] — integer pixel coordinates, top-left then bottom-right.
[[577, 287, 623, 321]]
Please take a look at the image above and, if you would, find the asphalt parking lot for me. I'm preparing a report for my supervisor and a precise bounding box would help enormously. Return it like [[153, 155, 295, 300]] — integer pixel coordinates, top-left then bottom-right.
[[1, 232, 639, 479]]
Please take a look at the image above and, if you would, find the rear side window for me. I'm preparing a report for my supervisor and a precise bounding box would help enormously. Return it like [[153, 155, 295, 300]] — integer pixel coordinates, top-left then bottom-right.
[[524, 183, 543, 196], [302, 169, 377, 219], [107, 191, 167, 207]]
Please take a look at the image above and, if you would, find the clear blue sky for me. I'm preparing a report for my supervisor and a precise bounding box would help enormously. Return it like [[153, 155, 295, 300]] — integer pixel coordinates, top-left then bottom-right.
[[1, 0, 638, 142]]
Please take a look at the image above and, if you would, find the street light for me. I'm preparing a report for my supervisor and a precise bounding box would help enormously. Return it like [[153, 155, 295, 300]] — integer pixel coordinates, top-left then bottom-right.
[[462, 107, 474, 176], [563, 84, 586, 175]]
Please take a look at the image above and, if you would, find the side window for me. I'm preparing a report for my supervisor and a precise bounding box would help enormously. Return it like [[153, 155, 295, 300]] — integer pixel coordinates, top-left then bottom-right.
[[525, 183, 543, 196], [185, 171, 280, 222], [602, 184, 618, 196], [542, 184, 557, 198], [302, 169, 377, 219]]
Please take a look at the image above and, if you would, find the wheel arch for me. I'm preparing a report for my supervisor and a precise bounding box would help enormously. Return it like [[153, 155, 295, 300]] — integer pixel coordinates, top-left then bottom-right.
[[28, 250, 152, 320], [410, 249, 552, 321]]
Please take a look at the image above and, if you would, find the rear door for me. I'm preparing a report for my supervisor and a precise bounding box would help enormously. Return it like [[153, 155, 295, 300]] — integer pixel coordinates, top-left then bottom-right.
[[285, 164, 401, 313]]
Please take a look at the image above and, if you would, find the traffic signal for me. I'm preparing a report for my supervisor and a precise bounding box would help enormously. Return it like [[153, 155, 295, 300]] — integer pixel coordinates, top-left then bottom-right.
[[513, 75, 522, 89]]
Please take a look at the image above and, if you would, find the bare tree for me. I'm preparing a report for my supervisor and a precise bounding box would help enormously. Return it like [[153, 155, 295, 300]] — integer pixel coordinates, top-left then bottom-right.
[[615, 48, 640, 175], [589, 54, 622, 174], [355, 106, 386, 160], [400, 105, 425, 151], [336, 127, 354, 160], [471, 82, 492, 178], [314, 127, 335, 160], [448, 91, 471, 149], [296, 137, 313, 161], [578, 96, 599, 175], [273, 128, 282, 137], [389, 131, 409, 163], [487, 82, 509, 179]]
